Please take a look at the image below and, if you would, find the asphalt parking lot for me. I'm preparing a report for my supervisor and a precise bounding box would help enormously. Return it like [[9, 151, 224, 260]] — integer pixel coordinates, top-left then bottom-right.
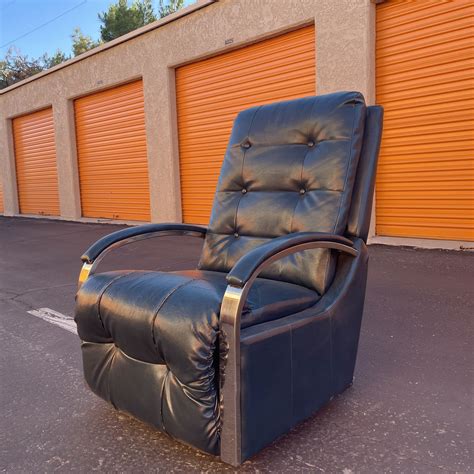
[[1, 216, 472, 473]]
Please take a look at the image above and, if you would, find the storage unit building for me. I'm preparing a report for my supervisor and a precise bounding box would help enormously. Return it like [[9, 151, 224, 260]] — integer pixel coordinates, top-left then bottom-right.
[[0, 0, 472, 246]]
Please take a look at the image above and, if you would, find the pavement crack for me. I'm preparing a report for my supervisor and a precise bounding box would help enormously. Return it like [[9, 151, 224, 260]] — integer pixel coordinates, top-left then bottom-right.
[[7, 283, 75, 297], [0, 283, 76, 310]]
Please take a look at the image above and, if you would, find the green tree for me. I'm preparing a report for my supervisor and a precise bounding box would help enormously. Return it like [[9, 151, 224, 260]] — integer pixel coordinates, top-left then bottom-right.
[[0, 47, 69, 89], [98, 0, 157, 42], [97, 0, 184, 42], [158, 0, 184, 18], [71, 27, 101, 56], [138, 0, 158, 23], [43, 49, 70, 68], [0, 49, 42, 88]]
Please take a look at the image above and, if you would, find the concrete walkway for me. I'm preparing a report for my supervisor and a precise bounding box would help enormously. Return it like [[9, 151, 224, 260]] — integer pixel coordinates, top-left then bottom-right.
[[1, 216, 472, 473]]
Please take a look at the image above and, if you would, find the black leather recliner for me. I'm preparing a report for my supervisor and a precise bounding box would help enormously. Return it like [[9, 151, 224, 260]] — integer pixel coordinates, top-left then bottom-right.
[[75, 91, 383, 466]]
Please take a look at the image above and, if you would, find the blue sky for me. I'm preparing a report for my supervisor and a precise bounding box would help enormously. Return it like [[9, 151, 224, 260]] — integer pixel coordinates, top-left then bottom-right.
[[0, 0, 194, 59]]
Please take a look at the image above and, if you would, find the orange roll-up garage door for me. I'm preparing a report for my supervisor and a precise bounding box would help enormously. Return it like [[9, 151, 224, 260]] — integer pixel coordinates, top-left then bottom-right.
[[176, 25, 316, 224], [13, 108, 60, 216], [75, 80, 151, 221], [376, 0, 474, 241]]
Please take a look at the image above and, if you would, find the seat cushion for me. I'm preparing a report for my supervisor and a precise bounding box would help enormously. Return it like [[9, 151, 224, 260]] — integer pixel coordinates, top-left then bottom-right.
[[75, 269, 319, 454], [178, 269, 319, 329]]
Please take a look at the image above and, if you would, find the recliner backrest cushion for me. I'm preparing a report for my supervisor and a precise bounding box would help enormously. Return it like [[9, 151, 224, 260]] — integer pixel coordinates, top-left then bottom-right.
[[198, 91, 366, 294]]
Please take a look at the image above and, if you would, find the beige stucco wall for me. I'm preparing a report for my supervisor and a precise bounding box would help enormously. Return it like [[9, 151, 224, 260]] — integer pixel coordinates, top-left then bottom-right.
[[0, 0, 376, 225]]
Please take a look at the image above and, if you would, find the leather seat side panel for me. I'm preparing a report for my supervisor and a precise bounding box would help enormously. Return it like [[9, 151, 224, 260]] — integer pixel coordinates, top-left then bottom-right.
[[240, 240, 368, 461]]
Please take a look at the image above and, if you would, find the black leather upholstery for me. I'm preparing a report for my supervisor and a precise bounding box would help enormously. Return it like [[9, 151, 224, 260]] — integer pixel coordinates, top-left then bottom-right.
[[75, 91, 383, 463], [226, 231, 355, 288], [75, 269, 319, 453], [347, 106, 384, 240], [240, 238, 369, 460], [199, 92, 366, 293]]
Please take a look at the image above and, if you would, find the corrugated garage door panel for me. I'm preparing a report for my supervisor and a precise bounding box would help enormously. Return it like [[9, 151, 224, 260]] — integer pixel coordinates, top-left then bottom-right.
[[13, 108, 60, 216], [176, 25, 316, 224], [376, 0, 474, 241], [75, 80, 150, 221]]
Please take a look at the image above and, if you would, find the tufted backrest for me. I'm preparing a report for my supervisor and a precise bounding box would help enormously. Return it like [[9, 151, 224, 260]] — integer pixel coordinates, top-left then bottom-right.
[[198, 91, 367, 294]]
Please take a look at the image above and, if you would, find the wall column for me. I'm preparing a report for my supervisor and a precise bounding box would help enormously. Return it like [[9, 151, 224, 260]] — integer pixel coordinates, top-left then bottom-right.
[[142, 68, 182, 223], [0, 119, 19, 215], [315, 0, 376, 105], [52, 99, 82, 219]]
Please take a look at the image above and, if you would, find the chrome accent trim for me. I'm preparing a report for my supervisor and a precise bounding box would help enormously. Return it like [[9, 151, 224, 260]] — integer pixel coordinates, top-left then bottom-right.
[[219, 240, 357, 466], [77, 230, 205, 289], [78, 263, 93, 290], [219, 285, 246, 466]]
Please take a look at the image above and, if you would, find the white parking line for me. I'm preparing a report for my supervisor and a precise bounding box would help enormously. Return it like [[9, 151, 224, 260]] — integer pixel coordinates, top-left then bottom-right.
[[27, 307, 78, 335]]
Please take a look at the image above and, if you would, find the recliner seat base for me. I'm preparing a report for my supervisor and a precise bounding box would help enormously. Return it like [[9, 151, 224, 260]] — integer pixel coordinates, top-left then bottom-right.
[[76, 269, 320, 454]]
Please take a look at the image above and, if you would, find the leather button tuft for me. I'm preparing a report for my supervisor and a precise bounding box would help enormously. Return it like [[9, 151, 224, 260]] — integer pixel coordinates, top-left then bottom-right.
[[300, 188, 306, 195], [241, 188, 247, 194], [242, 141, 251, 149], [234, 232, 239, 238], [307, 140, 315, 147]]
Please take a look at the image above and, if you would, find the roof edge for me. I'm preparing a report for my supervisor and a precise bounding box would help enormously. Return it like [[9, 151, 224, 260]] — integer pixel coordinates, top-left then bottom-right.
[[0, 0, 216, 95]]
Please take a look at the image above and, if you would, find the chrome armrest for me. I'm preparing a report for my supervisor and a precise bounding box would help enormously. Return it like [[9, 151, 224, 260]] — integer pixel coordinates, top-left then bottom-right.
[[219, 235, 357, 466]]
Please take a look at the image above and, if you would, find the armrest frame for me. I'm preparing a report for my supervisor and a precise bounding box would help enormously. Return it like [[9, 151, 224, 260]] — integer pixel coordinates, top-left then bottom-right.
[[219, 233, 357, 466], [77, 223, 207, 289]]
